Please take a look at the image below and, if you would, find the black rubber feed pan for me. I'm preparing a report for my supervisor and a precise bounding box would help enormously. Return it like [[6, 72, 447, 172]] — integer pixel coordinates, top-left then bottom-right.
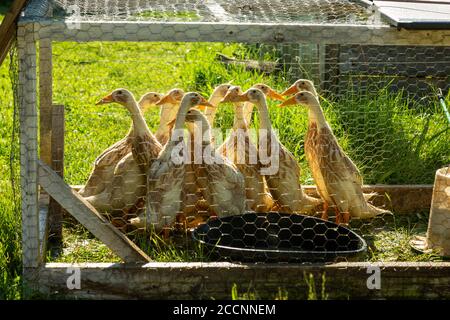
[[192, 212, 367, 263]]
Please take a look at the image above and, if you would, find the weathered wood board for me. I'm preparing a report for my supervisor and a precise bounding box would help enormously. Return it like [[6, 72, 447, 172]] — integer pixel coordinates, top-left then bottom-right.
[[37, 262, 450, 299], [37, 161, 151, 263]]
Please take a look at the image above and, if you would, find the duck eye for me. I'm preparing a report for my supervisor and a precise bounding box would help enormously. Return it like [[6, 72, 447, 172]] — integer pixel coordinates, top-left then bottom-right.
[[117, 90, 122, 95]]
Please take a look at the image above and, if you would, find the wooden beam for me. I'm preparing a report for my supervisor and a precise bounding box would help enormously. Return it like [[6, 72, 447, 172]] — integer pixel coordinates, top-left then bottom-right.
[[0, 0, 29, 66], [37, 262, 450, 299], [47, 105, 64, 244], [37, 161, 151, 263], [30, 21, 450, 46], [305, 184, 432, 214]]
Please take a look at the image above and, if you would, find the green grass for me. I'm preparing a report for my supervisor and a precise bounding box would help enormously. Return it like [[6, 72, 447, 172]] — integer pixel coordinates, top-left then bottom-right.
[[1, 2, 450, 299]]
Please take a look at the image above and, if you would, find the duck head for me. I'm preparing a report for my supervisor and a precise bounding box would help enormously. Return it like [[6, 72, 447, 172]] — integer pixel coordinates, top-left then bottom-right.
[[156, 88, 185, 106], [251, 83, 284, 101], [279, 91, 319, 108], [96, 88, 135, 106], [138, 92, 163, 111], [220, 87, 265, 104], [281, 79, 317, 97]]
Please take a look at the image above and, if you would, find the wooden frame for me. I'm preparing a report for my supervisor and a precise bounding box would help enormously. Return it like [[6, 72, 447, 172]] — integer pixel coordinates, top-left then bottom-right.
[[38, 262, 450, 299], [16, 1, 450, 299]]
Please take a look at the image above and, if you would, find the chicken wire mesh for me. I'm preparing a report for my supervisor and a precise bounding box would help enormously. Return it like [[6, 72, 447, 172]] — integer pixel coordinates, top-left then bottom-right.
[[48, 0, 378, 24], [15, 0, 450, 264]]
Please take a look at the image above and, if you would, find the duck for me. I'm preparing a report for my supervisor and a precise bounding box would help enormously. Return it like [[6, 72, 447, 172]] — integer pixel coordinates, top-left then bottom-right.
[[221, 88, 322, 215], [79, 91, 162, 198], [85, 89, 163, 217], [130, 92, 231, 234], [197, 83, 232, 125], [153, 88, 185, 146], [183, 108, 246, 220], [218, 86, 275, 212], [280, 90, 391, 224], [243, 83, 285, 126]]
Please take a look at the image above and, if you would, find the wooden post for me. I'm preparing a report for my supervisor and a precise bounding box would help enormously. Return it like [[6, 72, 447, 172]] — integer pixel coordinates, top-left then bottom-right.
[[47, 105, 64, 246], [17, 22, 40, 293], [39, 39, 52, 166]]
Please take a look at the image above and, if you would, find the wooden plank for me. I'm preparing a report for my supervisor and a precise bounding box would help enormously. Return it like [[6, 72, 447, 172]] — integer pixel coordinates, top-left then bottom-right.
[[29, 21, 450, 46], [47, 105, 64, 244], [0, 0, 29, 66], [37, 161, 151, 263], [37, 262, 450, 299]]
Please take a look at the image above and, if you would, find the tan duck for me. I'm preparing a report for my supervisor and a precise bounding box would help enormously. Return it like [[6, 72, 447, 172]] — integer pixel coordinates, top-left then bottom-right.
[[223, 88, 322, 215], [218, 86, 275, 212], [197, 83, 232, 125], [242, 83, 285, 126], [79, 91, 162, 197], [129, 92, 221, 233], [85, 89, 163, 216], [153, 88, 185, 146], [280, 90, 391, 224], [184, 108, 246, 220]]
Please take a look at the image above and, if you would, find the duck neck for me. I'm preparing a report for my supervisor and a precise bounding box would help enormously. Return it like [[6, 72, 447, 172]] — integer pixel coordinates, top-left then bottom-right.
[[205, 91, 222, 124], [233, 103, 248, 130], [174, 98, 193, 131], [255, 97, 272, 131], [308, 102, 328, 130], [126, 99, 152, 136], [243, 102, 254, 126], [156, 103, 178, 136]]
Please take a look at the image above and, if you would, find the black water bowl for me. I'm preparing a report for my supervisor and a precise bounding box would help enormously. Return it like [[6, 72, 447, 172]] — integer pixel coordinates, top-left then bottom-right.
[[192, 212, 367, 263]]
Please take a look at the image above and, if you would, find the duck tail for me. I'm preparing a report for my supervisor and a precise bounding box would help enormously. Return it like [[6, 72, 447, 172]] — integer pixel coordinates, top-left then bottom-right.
[[363, 192, 378, 201], [362, 202, 392, 219]]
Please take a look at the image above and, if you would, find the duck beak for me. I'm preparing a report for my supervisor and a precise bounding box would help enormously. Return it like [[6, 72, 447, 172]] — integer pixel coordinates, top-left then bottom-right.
[[221, 92, 248, 103], [198, 97, 215, 109], [156, 94, 178, 106], [281, 84, 298, 96], [266, 88, 285, 101], [96, 94, 114, 105], [279, 96, 298, 107], [166, 119, 176, 129]]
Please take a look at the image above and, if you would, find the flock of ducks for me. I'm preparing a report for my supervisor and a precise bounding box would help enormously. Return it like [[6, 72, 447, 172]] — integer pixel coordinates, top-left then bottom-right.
[[79, 79, 390, 236]]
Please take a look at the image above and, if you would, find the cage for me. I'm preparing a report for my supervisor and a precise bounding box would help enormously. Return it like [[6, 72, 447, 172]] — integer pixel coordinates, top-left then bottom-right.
[[14, 0, 450, 299]]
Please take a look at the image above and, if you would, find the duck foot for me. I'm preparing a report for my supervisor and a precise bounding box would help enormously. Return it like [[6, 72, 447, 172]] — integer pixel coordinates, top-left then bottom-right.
[[321, 202, 329, 221]]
